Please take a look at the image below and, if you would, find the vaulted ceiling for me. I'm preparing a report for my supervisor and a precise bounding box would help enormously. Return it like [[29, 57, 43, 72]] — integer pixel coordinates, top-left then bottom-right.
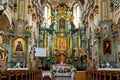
[[47, 0, 76, 8], [37, 0, 86, 9]]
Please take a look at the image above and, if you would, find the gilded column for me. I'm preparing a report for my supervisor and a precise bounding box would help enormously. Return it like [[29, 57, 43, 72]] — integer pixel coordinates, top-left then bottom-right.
[[43, 34, 47, 48], [78, 34, 81, 48], [69, 34, 72, 57], [70, 35, 72, 48], [67, 35, 70, 57], [52, 34, 56, 56]]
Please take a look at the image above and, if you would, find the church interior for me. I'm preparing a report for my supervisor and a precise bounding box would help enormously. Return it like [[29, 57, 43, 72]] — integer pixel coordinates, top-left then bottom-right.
[[0, 0, 120, 80]]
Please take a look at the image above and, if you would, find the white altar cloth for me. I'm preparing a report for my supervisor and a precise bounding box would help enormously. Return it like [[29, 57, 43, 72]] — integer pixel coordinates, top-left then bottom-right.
[[7, 68, 29, 70], [98, 68, 120, 71], [42, 71, 52, 78], [52, 64, 75, 79], [54, 72, 74, 78]]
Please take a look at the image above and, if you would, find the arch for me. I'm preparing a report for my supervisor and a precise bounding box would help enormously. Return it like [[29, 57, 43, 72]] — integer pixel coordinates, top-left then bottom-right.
[[0, 14, 10, 30], [114, 11, 120, 24], [3, 7, 12, 25]]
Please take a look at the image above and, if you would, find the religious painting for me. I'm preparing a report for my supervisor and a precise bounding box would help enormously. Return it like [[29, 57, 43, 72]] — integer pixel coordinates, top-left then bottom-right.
[[103, 40, 112, 55], [13, 37, 26, 56], [0, 51, 4, 60], [58, 38, 66, 50], [59, 18, 66, 29]]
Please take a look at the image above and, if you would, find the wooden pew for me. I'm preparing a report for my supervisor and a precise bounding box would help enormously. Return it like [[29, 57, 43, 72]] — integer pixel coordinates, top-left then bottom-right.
[[86, 70, 120, 80], [0, 69, 42, 80]]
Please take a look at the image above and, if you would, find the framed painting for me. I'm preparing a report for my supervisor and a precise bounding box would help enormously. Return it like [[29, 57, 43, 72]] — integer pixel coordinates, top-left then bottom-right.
[[59, 18, 66, 29], [0, 51, 4, 60], [13, 37, 26, 56], [58, 38, 66, 50], [103, 40, 112, 55]]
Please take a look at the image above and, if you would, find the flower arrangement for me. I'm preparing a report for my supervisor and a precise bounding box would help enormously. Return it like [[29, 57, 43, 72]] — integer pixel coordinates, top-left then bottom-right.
[[71, 67, 76, 72], [51, 65, 76, 73]]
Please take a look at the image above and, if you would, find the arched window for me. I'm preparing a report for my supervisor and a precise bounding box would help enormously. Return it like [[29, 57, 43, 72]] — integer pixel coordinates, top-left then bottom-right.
[[73, 3, 80, 28], [101, 0, 108, 20], [44, 3, 51, 28]]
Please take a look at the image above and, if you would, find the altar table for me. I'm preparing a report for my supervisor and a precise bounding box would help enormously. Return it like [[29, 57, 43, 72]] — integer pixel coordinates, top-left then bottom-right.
[[7, 68, 29, 70]]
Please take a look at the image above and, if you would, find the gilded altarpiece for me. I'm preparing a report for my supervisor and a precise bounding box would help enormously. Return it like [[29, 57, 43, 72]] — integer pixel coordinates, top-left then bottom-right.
[[38, 3, 87, 70]]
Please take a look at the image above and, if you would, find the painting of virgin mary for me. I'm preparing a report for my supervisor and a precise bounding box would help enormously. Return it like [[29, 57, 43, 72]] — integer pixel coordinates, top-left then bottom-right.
[[13, 37, 26, 56]]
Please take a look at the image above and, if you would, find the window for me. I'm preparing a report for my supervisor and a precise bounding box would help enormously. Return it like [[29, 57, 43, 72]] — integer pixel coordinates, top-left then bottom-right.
[[44, 3, 51, 28], [73, 3, 80, 28], [101, 0, 108, 20]]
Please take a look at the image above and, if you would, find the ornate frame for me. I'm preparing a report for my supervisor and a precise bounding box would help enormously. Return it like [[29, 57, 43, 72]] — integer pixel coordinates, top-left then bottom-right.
[[59, 18, 66, 30], [102, 39, 112, 55], [13, 37, 26, 56], [58, 38, 66, 50], [0, 50, 4, 60]]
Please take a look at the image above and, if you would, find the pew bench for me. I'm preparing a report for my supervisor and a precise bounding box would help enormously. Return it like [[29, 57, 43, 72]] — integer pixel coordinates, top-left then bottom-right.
[[0, 69, 42, 80], [86, 68, 120, 80]]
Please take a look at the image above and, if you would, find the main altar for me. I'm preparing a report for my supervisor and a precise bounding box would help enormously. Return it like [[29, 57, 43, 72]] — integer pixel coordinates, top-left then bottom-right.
[[38, 3, 87, 71]]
